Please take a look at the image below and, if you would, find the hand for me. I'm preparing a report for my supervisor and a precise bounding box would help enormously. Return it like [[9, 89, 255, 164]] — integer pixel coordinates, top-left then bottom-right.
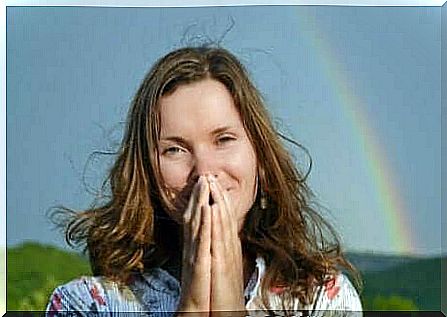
[[208, 175, 245, 316], [177, 176, 212, 316], [176, 175, 246, 317]]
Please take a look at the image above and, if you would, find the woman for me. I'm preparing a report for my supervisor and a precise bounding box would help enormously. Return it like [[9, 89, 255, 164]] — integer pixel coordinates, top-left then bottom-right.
[[46, 46, 362, 316]]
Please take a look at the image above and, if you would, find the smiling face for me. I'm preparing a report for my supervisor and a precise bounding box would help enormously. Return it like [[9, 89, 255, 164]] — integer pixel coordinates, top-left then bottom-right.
[[157, 78, 258, 229]]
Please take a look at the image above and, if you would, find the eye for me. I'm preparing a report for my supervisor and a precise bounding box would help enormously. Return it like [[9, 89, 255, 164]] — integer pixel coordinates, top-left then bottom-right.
[[162, 146, 185, 155], [216, 135, 236, 145]]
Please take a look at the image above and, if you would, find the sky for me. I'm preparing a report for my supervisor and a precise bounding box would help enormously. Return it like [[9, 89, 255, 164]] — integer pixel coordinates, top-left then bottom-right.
[[5, 3, 445, 256]]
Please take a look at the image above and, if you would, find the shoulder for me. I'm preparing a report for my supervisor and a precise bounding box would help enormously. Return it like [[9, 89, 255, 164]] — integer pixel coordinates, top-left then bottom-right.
[[313, 273, 363, 312], [46, 275, 143, 316]]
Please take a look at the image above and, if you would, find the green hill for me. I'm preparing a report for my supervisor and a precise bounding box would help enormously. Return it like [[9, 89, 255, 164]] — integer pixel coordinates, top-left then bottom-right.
[[360, 257, 444, 310], [7, 242, 91, 310]]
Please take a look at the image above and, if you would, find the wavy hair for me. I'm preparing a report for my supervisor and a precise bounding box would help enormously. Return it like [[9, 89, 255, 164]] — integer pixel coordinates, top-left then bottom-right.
[[52, 46, 361, 309]]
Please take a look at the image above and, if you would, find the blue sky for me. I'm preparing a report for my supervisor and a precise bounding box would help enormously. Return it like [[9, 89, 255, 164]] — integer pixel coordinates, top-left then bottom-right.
[[5, 4, 444, 255]]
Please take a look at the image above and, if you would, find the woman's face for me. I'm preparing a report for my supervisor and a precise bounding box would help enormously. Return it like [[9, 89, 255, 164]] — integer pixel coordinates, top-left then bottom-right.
[[157, 78, 258, 229]]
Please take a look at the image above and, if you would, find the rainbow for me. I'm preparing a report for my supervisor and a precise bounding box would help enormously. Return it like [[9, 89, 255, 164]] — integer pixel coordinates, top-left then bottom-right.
[[296, 9, 415, 254]]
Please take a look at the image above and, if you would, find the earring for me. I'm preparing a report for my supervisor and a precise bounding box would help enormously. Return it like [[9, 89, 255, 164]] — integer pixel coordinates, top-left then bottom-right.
[[260, 189, 268, 210], [258, 174, 268, 210], [165, 188, 176, 201]]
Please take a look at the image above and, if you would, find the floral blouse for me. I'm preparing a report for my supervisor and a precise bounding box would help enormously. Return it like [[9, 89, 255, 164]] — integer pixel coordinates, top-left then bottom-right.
[[46, 257, 362, 316]]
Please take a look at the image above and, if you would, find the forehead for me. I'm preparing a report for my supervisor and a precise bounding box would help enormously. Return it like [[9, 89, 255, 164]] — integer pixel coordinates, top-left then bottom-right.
[[158, 79, 244, 136]]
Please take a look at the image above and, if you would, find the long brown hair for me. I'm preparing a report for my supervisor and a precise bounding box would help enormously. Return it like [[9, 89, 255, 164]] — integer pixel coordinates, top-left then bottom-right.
[[52, 46, 360, 308]]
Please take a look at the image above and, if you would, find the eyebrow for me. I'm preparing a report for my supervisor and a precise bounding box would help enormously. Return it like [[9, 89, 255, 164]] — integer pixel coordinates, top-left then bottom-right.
[[210, 125, 237, 136], [159, 125, 237, 143]]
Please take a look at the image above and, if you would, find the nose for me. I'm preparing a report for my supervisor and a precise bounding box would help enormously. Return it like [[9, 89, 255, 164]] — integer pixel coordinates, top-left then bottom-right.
[[191, 148, 219, 181]]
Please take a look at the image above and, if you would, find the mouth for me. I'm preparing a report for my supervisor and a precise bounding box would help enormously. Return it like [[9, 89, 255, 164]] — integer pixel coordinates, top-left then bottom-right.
[[208, 188, 231, 206], [175, 183, 233, 207]]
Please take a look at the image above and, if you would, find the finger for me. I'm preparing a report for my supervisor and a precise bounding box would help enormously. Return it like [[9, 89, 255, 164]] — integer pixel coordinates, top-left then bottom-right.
[[183, 176, 204, 260], [198, 175, 211, 207], [209, 177, 243, 274], [182, 179, 201, 259], [191, 177, 210, 240], [210, 202, 224, 260], [195, 204, 211, 260], [213, 177, 232, 215], [190, 204, 211, 304], [208, 176, 225, 208], [209, 177, 235, 238], [183, 177, 202, 225]]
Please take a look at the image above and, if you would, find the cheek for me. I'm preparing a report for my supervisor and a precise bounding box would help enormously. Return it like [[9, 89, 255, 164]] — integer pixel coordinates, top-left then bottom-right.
[[159, 160, 189, 190], [227, 145, 257, 202], [224, 148, 257, 230], [159, 159, 192, 224]]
